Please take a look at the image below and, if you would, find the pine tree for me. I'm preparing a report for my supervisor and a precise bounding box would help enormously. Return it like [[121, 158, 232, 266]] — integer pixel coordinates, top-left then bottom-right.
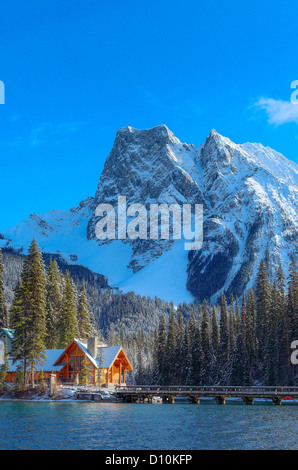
[[45, 259, 63, 349], [200, 300, 211, 385], [277, 264, 290, 384], [164, 313, 177, 385], [151, 328, 159, 384], [235, 296, 241, 332], [0, 337, 9, 387], [246, 289, 257, 384], [189, 315, 202, 385], [10, 239, 47, 386], [287, 258, 298, 384], [58, 270, 78, 347], [0, 248, 8, 328], [211, 306, 219, 357], [181, 323, 192, 385], [174, 313, 184, 384], [268, 282, 280, 385], [210, 306, 219, 384], [96, 345, 105, 387], [80, 355, 90, 388], [77, 281, 93, 339], [228, 294, 236, 352], [15, 363, 25, 392], [9, 278, 26, 380], [156, 315, 167, 384], [219, 292, 230, 383], [255, 259, 271, 383]]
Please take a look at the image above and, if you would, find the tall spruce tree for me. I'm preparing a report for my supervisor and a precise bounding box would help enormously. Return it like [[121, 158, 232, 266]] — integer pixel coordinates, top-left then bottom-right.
[[189, 315, 202, 385], [219, 292, 230, 383], [200, 300, 211, 385], [45, 259, 63, 349], [156, 315, 167, 383], [0, 337, 9, 387], [10, 239, 47, 386], [0, 248, 8, 328], [287, 258, 298, 384], [181, 322, 192, 385], [175, 313, 184, 384], [77, 281, 94, 339], [164, 313, 177, 385], [58, 270, 78, 347], [269, 282, 280, 385], [277, 264, 290, 384], [255, 259, 271, 383]]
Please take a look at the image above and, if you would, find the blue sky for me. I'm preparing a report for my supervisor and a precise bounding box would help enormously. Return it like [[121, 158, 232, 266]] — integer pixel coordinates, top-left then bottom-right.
[[0, 0, 298, 230]]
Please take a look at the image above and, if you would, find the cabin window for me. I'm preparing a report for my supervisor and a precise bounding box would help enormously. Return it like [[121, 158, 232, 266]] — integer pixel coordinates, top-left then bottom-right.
[[74, 356, 80, 371], [69, 355, 93, 372]]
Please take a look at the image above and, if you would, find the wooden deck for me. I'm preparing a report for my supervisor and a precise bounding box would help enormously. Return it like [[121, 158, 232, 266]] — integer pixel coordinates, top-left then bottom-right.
[[115, 385, 298, 405]]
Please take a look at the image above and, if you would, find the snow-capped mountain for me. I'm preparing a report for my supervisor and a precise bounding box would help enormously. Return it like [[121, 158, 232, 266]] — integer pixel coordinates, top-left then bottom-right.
[[1, 125, 297, 304]]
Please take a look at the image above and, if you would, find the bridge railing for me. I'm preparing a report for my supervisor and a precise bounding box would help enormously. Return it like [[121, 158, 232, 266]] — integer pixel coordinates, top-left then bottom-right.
[[115, 385, 298, 395]]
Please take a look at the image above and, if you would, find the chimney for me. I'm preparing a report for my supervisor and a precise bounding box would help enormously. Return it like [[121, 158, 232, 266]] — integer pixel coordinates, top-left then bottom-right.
[[87, 337, 98, 359]]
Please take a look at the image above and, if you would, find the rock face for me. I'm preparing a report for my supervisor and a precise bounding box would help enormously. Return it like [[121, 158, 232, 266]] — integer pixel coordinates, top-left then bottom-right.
[[1, 125, 298, 304], [87, 125, 204, 272]]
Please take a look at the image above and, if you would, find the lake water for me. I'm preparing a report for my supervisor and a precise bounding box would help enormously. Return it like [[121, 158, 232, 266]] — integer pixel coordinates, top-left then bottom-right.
[[0, 400, 297, 450]]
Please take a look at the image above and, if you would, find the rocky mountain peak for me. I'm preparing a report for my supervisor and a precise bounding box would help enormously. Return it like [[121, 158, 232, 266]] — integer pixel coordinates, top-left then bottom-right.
[[1, 125, 297, 304]]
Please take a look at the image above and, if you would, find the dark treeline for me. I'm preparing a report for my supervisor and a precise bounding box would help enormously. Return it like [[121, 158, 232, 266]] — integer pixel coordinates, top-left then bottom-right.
[[0, 241, 97, 385], [1, 241, 297, 386], [115, 259, 298, 386]]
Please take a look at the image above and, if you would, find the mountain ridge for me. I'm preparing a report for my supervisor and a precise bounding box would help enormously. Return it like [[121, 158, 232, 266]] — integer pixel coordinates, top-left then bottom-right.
[[1, 125, 297, 304]]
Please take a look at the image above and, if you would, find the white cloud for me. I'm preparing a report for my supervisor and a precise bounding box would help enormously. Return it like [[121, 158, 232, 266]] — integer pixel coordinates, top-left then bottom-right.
[[254, 97, 298, 126], [28, 121, 81, 147]]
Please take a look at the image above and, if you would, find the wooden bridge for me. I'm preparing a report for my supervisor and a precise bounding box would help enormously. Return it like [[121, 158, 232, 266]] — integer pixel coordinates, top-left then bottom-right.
[[115, 385, 298, 405]]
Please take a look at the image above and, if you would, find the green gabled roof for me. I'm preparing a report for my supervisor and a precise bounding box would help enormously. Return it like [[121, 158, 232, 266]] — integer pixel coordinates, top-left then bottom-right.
[[0, 328, 15, 340]]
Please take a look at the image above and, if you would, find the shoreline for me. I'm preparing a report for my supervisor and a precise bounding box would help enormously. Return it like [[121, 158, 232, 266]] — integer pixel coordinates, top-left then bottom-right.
[[0, 396, 296, 405]]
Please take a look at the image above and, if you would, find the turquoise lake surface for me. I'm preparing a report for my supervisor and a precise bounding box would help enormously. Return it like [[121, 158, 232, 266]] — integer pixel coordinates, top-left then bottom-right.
[[0, 400, 297, 450]]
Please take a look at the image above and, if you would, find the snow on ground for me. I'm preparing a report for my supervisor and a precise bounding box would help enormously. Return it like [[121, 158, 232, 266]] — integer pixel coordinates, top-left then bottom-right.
[[0, 385, 117, 401]]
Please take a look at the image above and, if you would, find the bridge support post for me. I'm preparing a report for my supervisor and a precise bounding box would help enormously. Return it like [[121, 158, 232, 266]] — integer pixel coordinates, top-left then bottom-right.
[[190, 396, 201, 404], [130, 395, 139, 403], [272, 396, 282, 405], [215, 396, 226, 405], [162, 395, 175, 404], [242, 396, 254, 405]]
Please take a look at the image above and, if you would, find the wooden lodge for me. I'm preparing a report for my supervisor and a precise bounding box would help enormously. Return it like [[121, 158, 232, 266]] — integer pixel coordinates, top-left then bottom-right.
[[0, 329, 133, 387], [53, 338, 133, 386]]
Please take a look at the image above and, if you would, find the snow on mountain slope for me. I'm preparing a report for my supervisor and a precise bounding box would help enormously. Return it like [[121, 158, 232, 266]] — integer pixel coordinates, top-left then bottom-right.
[[0, 197, 133, 286], [117, 240, 193, 304], [1, 125, 297, 304]]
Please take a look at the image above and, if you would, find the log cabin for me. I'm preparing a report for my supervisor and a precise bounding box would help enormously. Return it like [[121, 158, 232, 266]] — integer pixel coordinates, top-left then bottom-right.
[[53, 337, 133, 387], [0, 329, 133, 387]]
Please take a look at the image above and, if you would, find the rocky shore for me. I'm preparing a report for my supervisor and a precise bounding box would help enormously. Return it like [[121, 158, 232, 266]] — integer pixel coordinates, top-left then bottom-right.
[[0, 384, 118, 402]]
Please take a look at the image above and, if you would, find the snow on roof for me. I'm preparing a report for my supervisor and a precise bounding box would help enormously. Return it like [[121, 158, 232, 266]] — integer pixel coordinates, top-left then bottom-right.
[[74, 339, 98, 369], [99, 346, 122, 369], [74, 340, 123, 369], [8, 349, 65, 372], [0, 328, 15, 340]]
